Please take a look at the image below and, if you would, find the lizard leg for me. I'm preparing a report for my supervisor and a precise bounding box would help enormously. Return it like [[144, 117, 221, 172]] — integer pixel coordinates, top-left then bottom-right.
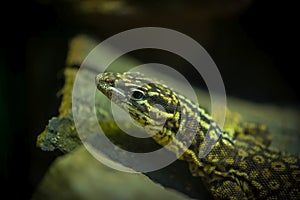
[[222, 109, 271, 146], [209, 180, 247, 200], [233, 122, 272, 147]]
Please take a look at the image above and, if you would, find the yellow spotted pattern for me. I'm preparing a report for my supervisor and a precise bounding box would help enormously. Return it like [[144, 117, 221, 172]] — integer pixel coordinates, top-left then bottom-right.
[[96, 72, 300, 200]]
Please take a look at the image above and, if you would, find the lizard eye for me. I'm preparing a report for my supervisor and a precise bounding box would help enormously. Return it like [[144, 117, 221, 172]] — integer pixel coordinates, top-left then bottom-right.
[[131, 89, 145, 100]]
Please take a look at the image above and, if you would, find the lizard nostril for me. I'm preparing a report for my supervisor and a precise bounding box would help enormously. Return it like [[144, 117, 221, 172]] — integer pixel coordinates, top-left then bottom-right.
[[105, 78, 115, 86]]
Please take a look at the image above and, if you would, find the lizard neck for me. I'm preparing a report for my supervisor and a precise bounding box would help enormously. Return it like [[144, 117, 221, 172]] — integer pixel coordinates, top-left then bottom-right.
[[177, 95, 237, 167], [176, 93, 221, 149], [150, 91, 237, 171]]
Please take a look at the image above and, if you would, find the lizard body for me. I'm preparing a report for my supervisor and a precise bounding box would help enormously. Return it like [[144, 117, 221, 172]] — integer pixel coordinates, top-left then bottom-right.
[[96, 71, 300, 199]]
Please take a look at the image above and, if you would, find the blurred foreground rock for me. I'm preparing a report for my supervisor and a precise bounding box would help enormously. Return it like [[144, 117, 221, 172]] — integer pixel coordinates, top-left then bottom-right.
[[32, 146, 190, 200]]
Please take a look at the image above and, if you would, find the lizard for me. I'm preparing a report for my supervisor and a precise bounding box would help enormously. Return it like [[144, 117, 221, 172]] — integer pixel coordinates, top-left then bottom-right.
[[95, 71, 300, 199]]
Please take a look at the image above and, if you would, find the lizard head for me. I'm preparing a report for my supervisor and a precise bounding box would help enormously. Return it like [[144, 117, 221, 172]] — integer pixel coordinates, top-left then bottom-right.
[[96, 72, 181, 135]]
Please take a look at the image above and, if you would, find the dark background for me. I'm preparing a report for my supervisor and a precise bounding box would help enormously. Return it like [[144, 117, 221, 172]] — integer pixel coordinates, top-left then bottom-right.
[[0, 0, 298, 198]]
